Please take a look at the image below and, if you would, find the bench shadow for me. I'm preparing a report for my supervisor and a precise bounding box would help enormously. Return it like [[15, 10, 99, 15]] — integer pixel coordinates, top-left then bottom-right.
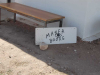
[[0, 22, 100, 75]]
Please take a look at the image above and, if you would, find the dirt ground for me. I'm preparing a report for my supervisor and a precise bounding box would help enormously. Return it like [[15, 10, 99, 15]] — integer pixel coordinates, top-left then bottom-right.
[[0, 21, 100, 75]]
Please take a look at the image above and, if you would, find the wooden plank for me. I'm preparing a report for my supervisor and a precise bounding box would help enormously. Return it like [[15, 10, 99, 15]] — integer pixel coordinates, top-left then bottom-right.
[[0, 3, 65, 22], [35, 27, 77, 45]]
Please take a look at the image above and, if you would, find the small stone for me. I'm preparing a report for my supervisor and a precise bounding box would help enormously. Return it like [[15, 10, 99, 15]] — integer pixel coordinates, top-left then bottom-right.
[[5, 74, 8, 75], [14, 56, 17, 57], [74, 50, 77, 52], [51, 60, 53, 62], [48, 63, 52, 66], [48, 57, 50, 59], [9, 56, 11, 58], [87, 52, 89, 53], [39, 42, 48, 50], [11, 48, 13, 49], [29, 50, 32, 52], [64, 68, 66, 71]]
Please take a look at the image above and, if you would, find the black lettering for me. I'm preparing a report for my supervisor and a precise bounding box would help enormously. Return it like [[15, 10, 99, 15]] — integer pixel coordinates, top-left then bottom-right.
[[56, 37, 58, 41], [51, 31, 54, 36], [55, 31, 57, 36], [59, 37, 61, 41], [58, 29, 60, 33], [62, 29, 64, 33], [46, 33, 50, 38], [49, 39, 52, 43], [62, 36, 65, 40]]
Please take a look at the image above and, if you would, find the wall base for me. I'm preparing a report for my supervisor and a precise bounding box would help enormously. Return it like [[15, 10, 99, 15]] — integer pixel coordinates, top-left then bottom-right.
[[83, 32, 100, 41]]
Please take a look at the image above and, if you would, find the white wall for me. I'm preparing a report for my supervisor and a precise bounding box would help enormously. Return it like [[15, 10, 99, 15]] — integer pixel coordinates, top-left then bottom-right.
[[2, 0, 99, 41], [0, 0, 7, 3], [0, 0, 15, 21], [15, 0, 87, 38], [83, 0, 100, 40]]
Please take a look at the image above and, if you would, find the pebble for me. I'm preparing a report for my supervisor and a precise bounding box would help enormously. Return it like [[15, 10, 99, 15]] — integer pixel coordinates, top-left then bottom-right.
[[48, 57, 51, 59], [39, 42, 48, 50], [24, 57, 26, 58], [74, 50, 77, 52], [30, 50, 32, 51], [87, 52, 89, 53], [9, 56, 11, 58], [64, 68, 66, 71], [61, 67, 64, 69], [11, 48, 13, 49], [14, 56, 17, 57], [51, 60, 53, 62], [48, 63, 52, 66]]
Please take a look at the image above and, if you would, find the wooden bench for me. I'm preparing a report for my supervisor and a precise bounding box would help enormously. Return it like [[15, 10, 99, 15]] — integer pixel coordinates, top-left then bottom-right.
[[0, 2, 65, 27]]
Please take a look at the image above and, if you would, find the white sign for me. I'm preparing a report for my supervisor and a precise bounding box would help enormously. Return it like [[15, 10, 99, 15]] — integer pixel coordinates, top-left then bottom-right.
[[35, 27, 77, 45]]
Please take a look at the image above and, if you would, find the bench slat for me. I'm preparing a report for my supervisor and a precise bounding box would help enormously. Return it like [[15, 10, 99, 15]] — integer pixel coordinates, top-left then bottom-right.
[[0, 3, 65, 22]]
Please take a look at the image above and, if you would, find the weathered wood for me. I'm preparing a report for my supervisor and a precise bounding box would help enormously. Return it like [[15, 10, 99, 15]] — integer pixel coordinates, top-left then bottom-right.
[[0, 3, 65, 22]]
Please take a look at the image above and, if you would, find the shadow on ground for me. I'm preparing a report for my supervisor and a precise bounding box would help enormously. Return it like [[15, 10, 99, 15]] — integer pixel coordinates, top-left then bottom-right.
[[0, 22, 100, 75]]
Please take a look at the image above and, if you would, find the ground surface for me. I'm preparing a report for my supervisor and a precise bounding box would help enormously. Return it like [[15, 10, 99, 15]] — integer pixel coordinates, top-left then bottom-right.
[[0, 21, 100, 75]]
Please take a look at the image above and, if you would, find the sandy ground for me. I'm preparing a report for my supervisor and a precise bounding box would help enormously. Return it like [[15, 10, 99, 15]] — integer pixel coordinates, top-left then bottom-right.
[[0, 21, 100, 75]]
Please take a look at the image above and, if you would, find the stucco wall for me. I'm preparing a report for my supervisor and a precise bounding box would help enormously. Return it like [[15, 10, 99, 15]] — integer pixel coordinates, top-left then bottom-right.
[[0, 0, 14, 20], [0, 0, 7, 3], [15, 0, 87, 38], [83, 0, 100, 39]]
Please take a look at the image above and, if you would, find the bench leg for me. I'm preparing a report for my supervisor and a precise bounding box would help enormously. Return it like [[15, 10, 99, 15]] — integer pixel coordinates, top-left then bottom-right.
[[45, 22, 47, 27], [14, 13, 16, 22], [0, 8, 1, 25], [59, 19, 63, 27]]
